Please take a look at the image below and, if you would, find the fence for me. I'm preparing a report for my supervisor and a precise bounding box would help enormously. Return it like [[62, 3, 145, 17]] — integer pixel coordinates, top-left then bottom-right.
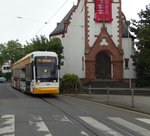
[[73, 85, 150, 110]]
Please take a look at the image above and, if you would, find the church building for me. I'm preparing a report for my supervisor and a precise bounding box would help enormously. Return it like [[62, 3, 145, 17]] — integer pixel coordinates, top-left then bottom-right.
[[50, 0, 136, 82]]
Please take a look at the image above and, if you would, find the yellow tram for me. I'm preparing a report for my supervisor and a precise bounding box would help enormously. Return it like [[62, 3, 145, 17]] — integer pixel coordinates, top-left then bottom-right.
[[11, 51, 59, 94]]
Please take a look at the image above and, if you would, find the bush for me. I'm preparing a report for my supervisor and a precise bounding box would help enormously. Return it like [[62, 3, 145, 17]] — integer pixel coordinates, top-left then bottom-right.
[[60, 73, 81, 93]]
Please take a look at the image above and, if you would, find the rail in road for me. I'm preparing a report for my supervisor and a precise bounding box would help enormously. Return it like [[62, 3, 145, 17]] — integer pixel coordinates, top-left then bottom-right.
[[0, 83, 150, 136], [1, 112, 150, 136], [1, 95, 150, 136]]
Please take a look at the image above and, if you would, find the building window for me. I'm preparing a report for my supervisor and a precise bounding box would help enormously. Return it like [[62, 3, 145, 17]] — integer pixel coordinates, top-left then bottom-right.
[[124, 58, 129, 69], [4, 66, 11, 70]]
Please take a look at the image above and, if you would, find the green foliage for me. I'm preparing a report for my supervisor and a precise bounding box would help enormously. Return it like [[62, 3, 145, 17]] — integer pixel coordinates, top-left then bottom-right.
[[50, 37, 64, 65], [130, 4, 150, 38], [0, 43, 5, 65], [60, 73, 81, 93], [130, 4, 150, 87], [25, 35, 64, 66], [0, 72, 11, 81], [0, 40, 24, 65], [0, 35, 64, 71], [134, 49, 150, 87], [25, 35, 50, 53]]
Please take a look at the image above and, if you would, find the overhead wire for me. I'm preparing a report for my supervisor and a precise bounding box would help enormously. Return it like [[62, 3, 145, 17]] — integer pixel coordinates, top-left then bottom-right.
[[0, 12, 48, 24], [0, 0, 72, 42], [35, 0, 70, 35]]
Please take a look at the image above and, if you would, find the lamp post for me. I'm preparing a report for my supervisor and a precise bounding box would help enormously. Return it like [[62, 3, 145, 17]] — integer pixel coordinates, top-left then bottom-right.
[[127, 21, 132, 88]]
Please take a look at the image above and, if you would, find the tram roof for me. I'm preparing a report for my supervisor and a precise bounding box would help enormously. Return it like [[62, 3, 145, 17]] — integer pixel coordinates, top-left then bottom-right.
[[12, 51, 57, 67]]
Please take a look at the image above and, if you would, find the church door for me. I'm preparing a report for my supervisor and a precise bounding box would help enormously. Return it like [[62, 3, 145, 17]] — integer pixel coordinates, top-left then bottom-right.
[[95, 52, 111, 79]]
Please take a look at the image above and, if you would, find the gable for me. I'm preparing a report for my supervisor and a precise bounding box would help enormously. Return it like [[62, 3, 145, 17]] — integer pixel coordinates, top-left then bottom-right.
[[50, 6, 77, 37]]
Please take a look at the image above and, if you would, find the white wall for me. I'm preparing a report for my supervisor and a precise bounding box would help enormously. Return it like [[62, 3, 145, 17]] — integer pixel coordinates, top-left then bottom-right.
[[1, 63, 11, 73], [87, 2, 120, 47], [60, 0, 85, 78], [122, 38, 136, 79], [111, 3, 120, 46], [52, 0, 136, 80]]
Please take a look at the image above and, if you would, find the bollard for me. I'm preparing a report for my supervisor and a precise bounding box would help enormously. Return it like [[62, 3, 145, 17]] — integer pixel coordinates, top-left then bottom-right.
[[88, 85, 91, 97], [107, 86, 110, 103]]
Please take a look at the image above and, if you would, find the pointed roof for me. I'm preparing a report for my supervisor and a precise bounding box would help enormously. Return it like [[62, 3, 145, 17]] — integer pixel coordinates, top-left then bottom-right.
[[122, 13, 133, 38], [50, 5, 76, 37], [50, 6, 131, 38]]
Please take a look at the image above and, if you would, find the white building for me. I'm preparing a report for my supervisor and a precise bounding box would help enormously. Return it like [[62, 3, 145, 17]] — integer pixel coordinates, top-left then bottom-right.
[[1, 62, 11, 73], [50, 0, 136, 82]]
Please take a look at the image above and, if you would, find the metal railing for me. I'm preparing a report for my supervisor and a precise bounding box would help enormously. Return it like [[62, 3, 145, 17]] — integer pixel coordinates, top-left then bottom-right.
[[74, 85, 150, 108]]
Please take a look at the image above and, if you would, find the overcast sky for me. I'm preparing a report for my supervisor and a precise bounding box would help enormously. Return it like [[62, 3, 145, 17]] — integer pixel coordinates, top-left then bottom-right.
[[0, 0, 149, 45]]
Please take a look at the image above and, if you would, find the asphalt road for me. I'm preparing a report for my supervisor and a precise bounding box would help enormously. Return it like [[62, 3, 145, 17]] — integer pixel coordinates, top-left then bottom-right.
[[0, 83, 150, 136]]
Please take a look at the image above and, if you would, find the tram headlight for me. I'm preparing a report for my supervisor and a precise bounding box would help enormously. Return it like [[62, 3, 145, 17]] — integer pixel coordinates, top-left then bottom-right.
[[53, 80, 56, 83], [36, 80, 41, 85], [37, 80, 41, 83]]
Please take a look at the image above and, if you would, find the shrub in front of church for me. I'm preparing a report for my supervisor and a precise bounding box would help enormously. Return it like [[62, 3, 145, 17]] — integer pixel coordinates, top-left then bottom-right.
[[60, 73, 81, 93]]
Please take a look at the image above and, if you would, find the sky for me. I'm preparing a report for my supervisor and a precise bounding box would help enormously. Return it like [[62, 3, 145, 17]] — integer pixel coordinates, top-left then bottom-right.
[[0, 0, 149, 45]]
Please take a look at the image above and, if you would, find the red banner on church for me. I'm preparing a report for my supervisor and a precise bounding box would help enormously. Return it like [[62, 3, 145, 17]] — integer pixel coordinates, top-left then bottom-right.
[[95, 0, 112, 23]]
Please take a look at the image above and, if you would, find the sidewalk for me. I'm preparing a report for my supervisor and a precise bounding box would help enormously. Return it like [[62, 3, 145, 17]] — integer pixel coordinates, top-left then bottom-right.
[[67, 94, 150, 115]]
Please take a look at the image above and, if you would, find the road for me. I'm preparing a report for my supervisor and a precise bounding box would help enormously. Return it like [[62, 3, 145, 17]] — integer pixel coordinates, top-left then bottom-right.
[[0, 83, 150, 136]]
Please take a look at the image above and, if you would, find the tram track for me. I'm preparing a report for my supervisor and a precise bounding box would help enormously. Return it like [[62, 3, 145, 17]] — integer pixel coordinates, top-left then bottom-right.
[[39, 95, 135, 136], [2, 84, 149, 136], [40, 96, 98, 136]]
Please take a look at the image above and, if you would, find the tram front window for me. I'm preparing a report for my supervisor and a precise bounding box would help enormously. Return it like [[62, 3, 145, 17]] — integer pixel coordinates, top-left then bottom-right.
[[35, 56, 58, 82]]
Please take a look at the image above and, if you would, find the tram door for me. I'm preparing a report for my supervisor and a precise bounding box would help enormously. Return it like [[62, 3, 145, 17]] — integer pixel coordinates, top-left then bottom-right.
[[95, 52, 111, 79]]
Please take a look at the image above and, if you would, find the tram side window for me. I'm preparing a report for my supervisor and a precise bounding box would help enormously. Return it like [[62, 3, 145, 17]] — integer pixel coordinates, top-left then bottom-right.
[[13, 68, 19, 79], [20, 67, 26, 81], [26, 64, 32, 81]]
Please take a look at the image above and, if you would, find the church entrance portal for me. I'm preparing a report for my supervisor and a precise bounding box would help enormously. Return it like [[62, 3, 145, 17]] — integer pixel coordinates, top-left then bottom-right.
[[95, 52, 111, 79]]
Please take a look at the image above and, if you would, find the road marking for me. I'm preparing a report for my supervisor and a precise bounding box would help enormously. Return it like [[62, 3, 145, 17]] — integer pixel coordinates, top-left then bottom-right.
[[1, 113, 149, 136], [136, 118, 150, 125], [52, 115, 73, 124], [81, 131, 90, 136], [0, 114, 15, 136], [109, 117, 150, 136], [79, 116, 123, 136], [29, 115, 52, 136], [60, 116, 71, 122]]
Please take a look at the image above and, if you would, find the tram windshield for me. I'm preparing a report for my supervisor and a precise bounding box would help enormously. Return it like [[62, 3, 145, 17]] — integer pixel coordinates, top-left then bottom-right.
[[35, 56, 58, 82]]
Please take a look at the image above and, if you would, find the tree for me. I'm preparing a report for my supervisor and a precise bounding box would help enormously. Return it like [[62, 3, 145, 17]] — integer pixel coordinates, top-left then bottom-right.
[[0, 40, 24, 65], [25, 35, 50, 53], [0, 43, 5, 65], [49, 37, 64, 66], [25, 35, 64, 66], [130, 4, 150, 87], [0, 35, 64, 67]]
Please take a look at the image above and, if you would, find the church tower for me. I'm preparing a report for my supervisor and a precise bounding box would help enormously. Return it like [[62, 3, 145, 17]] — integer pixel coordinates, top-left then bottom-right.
[[50, 0, 135, 81], [84, 0, 123, 80]]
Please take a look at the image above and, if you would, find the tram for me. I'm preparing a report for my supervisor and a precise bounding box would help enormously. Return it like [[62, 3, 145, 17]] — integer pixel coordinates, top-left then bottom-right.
[[11, 51, 59, 94]]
